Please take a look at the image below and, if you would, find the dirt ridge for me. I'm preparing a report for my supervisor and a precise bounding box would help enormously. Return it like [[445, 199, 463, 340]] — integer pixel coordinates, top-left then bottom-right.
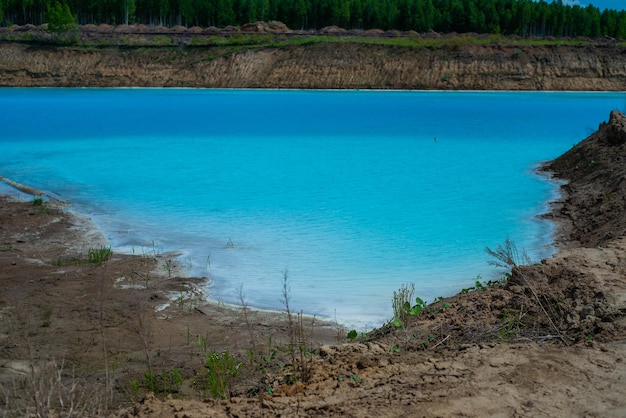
[[1, 40, 626, 90]]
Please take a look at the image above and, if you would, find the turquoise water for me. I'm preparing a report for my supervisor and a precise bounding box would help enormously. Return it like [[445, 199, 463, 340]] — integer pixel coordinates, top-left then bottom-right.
[[1, 89, 623, 328]]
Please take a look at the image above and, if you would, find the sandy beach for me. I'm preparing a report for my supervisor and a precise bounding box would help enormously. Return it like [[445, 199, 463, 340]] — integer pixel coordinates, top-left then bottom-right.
[[1, 110, 626, 417]]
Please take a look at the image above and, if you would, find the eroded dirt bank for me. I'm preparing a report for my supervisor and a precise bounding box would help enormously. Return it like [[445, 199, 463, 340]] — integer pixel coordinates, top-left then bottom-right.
[[1, 40, 626, 90]]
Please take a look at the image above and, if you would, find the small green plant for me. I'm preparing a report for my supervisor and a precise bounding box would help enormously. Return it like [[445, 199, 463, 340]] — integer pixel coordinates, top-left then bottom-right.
[[143, 371, 158, 393], [87, 246, 112, 265], [164, 259, 173, 277], [144, 272, 151, 288], [197, 334, 208, 354], [32, 197, 50, 214], [129, 379, 141, 399], [391, 283, 429, 327], [498, 308, 525, 343], [140, 369, 183, 395], [409, 296, 427, 316], [392, 283, 415, 327], [461, 274, 508, 294], [195, 350, 241, 399], [177, 292, 185, 311], [421, 335, 436, 348], [347, 329, 358, 341]]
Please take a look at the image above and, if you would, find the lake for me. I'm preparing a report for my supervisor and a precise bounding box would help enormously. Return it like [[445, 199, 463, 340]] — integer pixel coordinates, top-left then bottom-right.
[[1, 89, 623, 329]]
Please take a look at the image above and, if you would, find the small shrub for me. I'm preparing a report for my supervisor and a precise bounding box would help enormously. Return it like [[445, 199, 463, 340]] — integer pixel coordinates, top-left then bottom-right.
[[486, 237, 531, 269], [392, 283, 415, 327], [195, 350, 241, 399]]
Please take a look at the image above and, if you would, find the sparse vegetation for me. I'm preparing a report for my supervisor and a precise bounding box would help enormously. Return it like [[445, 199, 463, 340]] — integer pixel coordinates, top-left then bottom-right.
[[87, 246, 113, 265], [391, 283, 427, 328], [140, 369, 184, 396], [32, 197, 50, 214], [51, 246, 112, 266], [486, 237, 531, 270], [194, 350, 241, 399]]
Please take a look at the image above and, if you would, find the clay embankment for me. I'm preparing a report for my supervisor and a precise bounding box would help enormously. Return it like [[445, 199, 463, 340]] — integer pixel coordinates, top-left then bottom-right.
[[1, 36, 626, 90]]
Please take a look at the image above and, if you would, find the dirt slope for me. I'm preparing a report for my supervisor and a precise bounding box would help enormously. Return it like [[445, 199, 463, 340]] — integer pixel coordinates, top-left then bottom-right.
[[1, 39, 626, 90]]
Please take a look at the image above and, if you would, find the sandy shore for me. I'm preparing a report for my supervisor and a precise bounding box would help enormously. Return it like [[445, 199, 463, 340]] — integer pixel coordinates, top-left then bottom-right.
[[1, 111, 626, 417]]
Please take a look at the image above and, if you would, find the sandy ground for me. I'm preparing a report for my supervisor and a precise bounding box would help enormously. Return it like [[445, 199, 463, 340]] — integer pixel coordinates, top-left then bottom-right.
[[1, 111, 626, 417]]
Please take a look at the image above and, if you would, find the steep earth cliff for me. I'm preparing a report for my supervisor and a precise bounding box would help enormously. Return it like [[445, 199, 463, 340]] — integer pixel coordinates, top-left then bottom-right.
[[1, 37, 626, 90]]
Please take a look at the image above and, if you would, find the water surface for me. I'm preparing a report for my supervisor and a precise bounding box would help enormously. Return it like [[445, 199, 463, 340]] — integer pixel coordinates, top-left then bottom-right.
[[1, 89, 623, 328]]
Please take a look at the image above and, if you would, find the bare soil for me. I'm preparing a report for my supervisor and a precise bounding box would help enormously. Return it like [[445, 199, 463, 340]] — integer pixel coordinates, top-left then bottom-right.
[[2, 25, 626, 90], [1, 111, 626, 417]]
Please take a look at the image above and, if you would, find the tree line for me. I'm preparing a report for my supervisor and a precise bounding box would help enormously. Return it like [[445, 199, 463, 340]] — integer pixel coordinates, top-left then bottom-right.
[[1, 0, 626, 38]]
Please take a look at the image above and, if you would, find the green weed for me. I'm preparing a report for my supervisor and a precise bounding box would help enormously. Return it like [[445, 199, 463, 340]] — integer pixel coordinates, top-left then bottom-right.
[[87, 246, 112, 265], [141, 369, 183, 395], [194, 350, 241, 399], [391, 283, 428, 327], [50, 246, 112, 266], [498, 308, 525, 343]]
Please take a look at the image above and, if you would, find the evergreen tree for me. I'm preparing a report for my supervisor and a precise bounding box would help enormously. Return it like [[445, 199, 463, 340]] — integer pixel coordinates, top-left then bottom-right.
[[47, 1, 78, 42], [1, 0, 624, 38]]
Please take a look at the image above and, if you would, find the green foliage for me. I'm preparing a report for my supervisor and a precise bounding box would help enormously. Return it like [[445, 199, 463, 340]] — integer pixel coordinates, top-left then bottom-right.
[[461, 274, 508, 294], [87, 246, 113, 265], [31, 197, 50, 214], [46, 1, 78, 43], [409, 296, 427, 316], [52, 246, 112, 266], [141, 369, 183, 395], [4, 0, 626, 39], [391, 283, 431, 327], [392, 283, 415, 327], [194, 350, 241, 399], [347, 329, 358, 341], [129, 379, 141, 398]]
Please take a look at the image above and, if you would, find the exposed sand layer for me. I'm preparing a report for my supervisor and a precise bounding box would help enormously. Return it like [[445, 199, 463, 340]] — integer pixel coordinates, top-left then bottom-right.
[[1, 111, 626, 417], [1, 32, 626, 90]]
